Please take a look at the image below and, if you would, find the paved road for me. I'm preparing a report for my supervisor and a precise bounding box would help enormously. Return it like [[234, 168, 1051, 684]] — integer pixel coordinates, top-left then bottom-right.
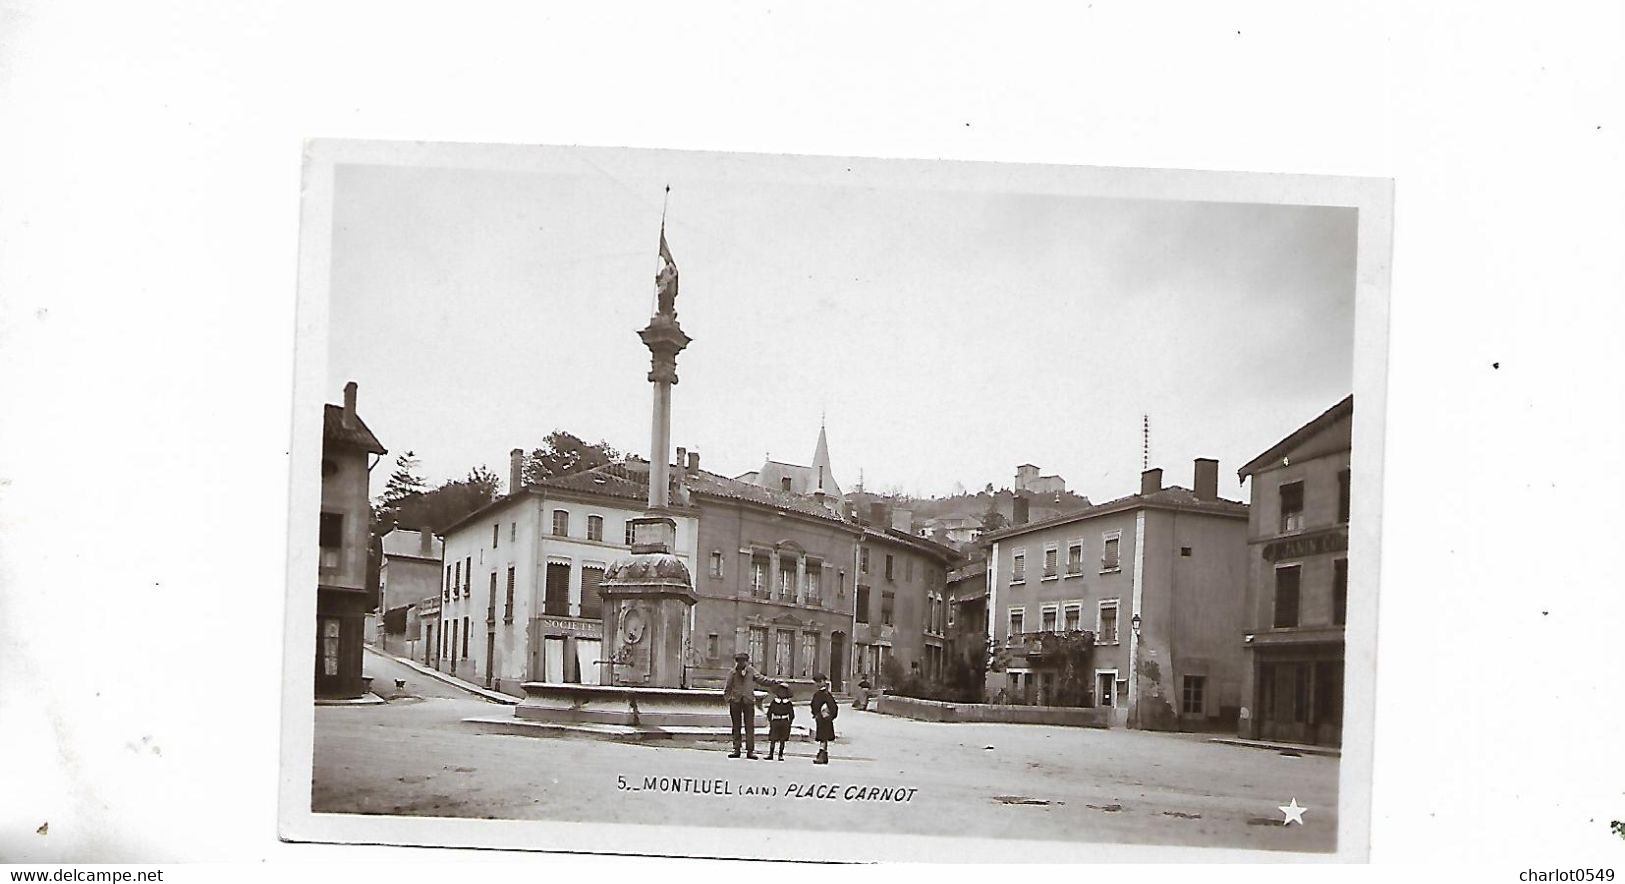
[[313, 691, 1340, 854], [362, 646, 496, 701]]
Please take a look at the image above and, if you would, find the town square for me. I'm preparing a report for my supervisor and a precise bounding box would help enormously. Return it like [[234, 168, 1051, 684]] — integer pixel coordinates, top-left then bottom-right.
[[300, 142, 1369, 858]]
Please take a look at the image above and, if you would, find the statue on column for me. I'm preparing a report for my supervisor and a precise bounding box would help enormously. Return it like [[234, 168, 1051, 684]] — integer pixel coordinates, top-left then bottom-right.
[[656, 228, 679, 320]]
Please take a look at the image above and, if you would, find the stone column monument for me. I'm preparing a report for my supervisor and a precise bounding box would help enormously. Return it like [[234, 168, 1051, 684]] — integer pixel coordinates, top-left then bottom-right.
[[599, 228, 698, 688]]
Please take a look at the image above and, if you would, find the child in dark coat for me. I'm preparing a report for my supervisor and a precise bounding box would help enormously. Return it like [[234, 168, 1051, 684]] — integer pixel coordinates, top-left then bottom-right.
[[765, 683, 795, 761], [810, 674, 838, 764]]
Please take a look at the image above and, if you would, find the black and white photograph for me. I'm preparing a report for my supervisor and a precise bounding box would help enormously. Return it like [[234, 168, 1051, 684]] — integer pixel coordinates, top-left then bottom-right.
[[281, 140, 1389, 861], [7, 2, 1625, 877]]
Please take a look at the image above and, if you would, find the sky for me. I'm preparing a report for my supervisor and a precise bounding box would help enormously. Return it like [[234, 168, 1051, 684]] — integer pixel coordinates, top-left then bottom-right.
[[325, 150, 1356, 505]]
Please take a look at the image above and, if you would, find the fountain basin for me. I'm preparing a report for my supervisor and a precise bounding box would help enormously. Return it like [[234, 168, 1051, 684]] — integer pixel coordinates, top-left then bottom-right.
[[512, 681, 767, 728]]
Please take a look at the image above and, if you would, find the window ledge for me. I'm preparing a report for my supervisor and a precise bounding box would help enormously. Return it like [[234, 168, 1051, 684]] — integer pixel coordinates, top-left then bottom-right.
[[1099, 567, 1121, 575], [1096, 640, 1121, 646], [1010, 579, 1026, 586], [1040, 574, 1058, 582]]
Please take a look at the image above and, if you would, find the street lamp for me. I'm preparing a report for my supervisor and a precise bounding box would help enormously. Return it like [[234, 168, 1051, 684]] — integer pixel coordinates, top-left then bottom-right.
[[1130, 613, 1142, 636]]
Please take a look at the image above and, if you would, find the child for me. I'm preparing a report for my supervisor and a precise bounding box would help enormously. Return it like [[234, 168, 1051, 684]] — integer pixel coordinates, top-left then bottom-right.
[[765, 683, 795, 761], [810, 674, 838, 764]]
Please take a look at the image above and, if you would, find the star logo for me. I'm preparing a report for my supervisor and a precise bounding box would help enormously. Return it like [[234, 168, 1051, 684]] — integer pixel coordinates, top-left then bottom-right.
[[1278, 797, 1308, 826]]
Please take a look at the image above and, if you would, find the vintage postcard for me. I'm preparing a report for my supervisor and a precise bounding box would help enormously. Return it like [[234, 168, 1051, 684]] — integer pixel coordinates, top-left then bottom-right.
[[279, 140, 1392, 862]]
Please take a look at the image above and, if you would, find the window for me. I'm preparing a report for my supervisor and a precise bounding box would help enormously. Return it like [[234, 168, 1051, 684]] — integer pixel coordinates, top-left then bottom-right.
[[454, 561, 462, 598], [444, 565, 451, 602], [319, 513, 342, 569], [781, 477, 793, 492], [751, 555, 770, 597], [778, 558, 796, 600], [1102, 535, 1121, 571], [624, 521, 635, 546], [1338, 469, 1351, 524], [709, 551, 724, 578], [947, 599, 956, 628], [580, 566, 604, 620], [860, 548, 870, 574], [706, 633, 719, 660], [320, 619, 340, 676], [856, 585, 871, 623], [881, 590, 895, 626], [1333, 558, 1348, 626], [1098, 601, 1119, 644], [775, 630, 794, 676], [1066, 543, 1083, 575], [885, 554, 894, 581], [552, 509, 570, 537], [1041, 606, 1058, 633], [492, 524, 499, 548], [1043, 547, 1058, 578], [464, 557, 472, 598], [807, 565, 821, 602], [1273, 565, 1301, 628], [510, 522, 516, 543], [1063, 604, 1082, 631], [1181, 675, 1207, 715], [1008, 607, 1025, 638], [800, 633, 817, 678], [838, 569, 847, 599], [461, 616, 469, 658], [1279, 481, 1305, 533], [587, 515, 603, 542], [749, 627, 767, 667], [544, 562, 571, 617], [1180, 546, 1192, 557], [319, 512, 343, 548], [1011, 551, 1026, 583], [504, 566, 515, 622]]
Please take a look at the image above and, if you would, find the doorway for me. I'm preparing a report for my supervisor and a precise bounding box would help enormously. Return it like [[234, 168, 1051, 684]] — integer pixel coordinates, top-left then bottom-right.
[[829, 632, 846, 693], [485, 631, 496, 689]]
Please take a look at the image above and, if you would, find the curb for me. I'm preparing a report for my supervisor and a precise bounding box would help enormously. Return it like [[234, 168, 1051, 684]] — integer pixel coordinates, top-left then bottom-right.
[[1207, 737, 1341, 758], [364, 644, 520, 705]]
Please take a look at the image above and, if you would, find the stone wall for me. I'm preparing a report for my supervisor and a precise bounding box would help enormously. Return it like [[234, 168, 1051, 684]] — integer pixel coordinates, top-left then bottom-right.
[[875, 693, 1110, 728]]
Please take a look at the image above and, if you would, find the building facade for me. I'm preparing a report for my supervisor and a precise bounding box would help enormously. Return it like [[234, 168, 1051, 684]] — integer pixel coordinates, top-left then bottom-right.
[[983, 461, 1249, 732], [436, 453, 699, 696], [1235, 395, 1352, 747], [849, 503, 958, 688], [945, 560, 989, 675], [377, 528, 442, 657], [317, 382, 386, 698]]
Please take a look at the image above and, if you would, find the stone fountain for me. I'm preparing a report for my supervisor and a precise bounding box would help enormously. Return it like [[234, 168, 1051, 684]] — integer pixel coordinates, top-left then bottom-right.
[[466, 224, 775, 741]]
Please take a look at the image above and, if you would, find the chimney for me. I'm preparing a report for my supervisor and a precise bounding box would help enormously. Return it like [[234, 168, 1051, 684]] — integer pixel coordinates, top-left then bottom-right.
[[687, 450, 699, 475], [1194, 458, 1219, 501], [891, 508, 912, 533], [1140, 467, 1163, 496], [932, 526, 949, 544], [342, 381, 358, 428], [1012, 493, 1030, 526], [870, 501, 888, 528], [419, 529, 434, 557], [509, 448, 525, 494], [675, 446, 687, 474]]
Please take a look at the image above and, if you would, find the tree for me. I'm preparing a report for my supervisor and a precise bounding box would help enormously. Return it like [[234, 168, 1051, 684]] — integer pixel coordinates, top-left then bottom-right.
[[523, 430, 620, 485], [389, 465, 503, 534], [384, 451, 428, 502], [981, 503, 1008, 532], [372, 451, 429, 535]]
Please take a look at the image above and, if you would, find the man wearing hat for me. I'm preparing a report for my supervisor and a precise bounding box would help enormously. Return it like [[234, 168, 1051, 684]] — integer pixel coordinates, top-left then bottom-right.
[[723, 651, 782, 759]]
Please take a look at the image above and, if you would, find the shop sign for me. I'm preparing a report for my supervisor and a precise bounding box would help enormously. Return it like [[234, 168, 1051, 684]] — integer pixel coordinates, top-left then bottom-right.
[[1262, 528, 1348, 562]]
